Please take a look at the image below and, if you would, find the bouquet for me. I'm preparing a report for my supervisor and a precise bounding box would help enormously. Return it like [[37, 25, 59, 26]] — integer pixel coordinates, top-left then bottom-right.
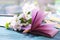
[[5, 9, 59, 38]]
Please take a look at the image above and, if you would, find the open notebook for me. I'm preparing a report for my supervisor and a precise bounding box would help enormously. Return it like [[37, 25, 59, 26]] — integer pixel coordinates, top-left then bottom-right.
[[22, 9, 59, 37], [31, 9, 59, 37]]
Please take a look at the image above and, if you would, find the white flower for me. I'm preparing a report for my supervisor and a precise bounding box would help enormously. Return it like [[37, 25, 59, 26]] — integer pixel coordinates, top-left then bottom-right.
[[22, 3, 36, 14], [18, 13, 24, 19], [10, 15, 22, 31], [25, 13, 31, 20], [22, 3, 39, 20]]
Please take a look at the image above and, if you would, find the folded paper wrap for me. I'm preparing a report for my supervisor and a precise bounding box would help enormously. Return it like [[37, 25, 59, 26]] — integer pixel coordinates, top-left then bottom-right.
[[22, 9, 59, 37]]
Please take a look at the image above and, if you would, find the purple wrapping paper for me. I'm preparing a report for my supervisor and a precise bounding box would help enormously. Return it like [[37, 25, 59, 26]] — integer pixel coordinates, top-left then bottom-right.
[[22, 9, 59, 37]]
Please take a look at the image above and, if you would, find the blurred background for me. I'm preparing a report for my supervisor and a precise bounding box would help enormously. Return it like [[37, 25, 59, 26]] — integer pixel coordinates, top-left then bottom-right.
[[0, 0, 60, 28]]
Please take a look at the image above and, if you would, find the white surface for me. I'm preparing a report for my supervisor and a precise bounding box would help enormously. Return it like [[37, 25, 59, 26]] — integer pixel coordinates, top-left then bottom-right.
[[0, 16, 13, 26], [0, 0, 18, 4]]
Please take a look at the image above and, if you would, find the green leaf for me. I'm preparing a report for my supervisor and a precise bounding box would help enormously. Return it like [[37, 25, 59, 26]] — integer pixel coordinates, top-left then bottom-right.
[[5, 22, 10, 29], [27, 18, 32, 24], [19, 18, 26, 23], [27, 12, 30, 14]]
